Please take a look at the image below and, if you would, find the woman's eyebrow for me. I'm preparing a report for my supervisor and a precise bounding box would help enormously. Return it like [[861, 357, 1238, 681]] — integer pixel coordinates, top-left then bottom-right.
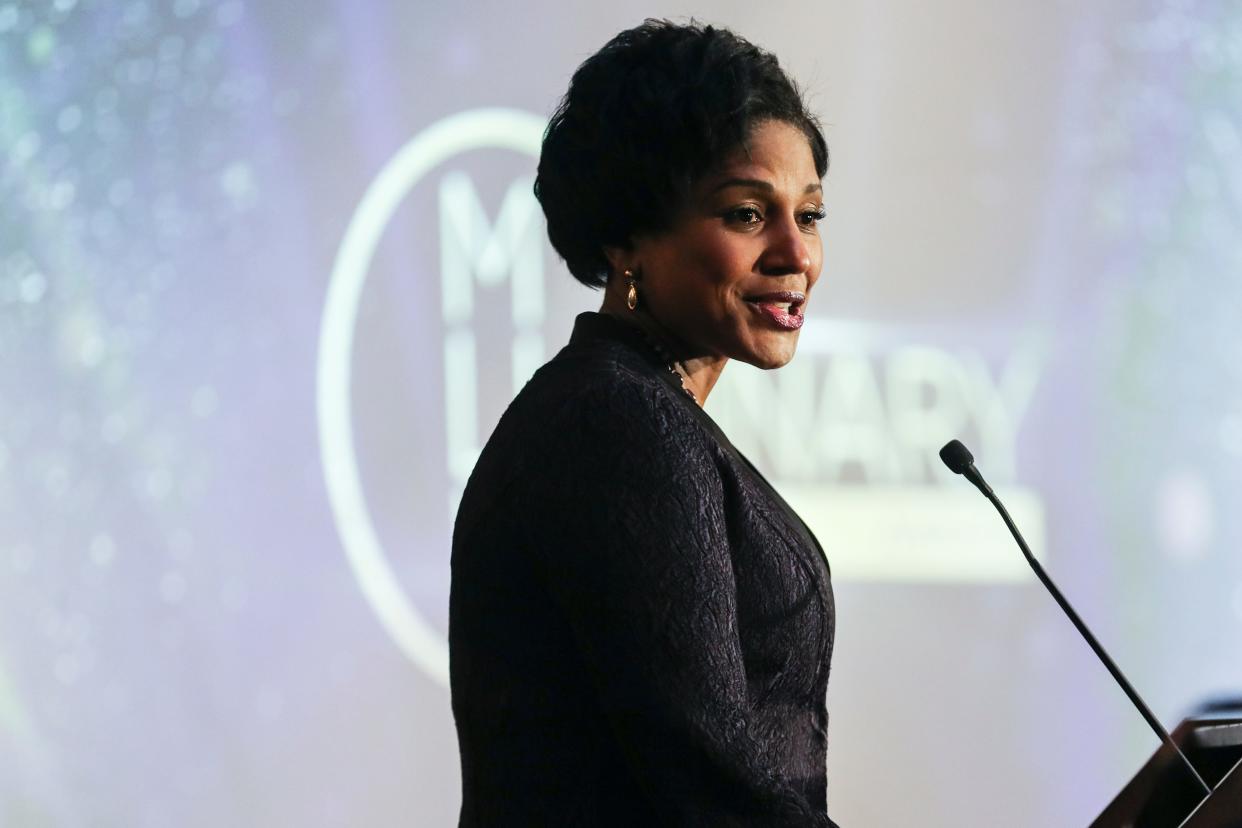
[[710, 177, 823, 194]]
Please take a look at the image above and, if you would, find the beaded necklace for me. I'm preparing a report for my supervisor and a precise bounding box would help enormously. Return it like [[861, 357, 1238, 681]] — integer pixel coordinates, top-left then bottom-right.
[[637, 327, 700, 407]]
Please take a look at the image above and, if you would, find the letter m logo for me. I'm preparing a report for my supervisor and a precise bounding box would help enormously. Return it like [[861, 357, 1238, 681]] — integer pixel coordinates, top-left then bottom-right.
[[438, 170, 546, 488]]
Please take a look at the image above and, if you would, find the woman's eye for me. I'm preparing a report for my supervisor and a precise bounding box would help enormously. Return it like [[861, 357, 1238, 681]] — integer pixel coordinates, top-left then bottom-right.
[[799, 206, 828, 226], [727, 206, 763, 224]]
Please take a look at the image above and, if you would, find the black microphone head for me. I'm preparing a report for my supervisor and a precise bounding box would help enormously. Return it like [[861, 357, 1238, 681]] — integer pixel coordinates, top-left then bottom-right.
[[939, 439, 975, 475]]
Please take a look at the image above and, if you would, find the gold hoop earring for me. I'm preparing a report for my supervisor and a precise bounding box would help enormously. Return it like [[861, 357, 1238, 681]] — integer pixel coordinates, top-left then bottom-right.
[[624, 269, 638, 311]]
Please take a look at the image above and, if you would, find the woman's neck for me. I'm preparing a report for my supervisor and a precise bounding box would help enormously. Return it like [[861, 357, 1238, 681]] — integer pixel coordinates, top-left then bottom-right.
[[598, 295, 728, 405]]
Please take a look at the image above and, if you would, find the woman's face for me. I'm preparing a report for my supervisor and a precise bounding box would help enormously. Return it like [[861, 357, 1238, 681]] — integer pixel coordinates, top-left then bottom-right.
[[629, 119, 825, 370]]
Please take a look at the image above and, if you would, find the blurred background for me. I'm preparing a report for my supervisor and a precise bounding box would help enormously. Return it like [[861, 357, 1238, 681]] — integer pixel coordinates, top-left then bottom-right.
[[4, 0, 1242, 824]]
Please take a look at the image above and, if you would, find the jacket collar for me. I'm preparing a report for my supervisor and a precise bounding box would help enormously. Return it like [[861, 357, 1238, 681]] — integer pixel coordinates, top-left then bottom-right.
[[566, 312, 830, 573], [567, 311, 687, 389]]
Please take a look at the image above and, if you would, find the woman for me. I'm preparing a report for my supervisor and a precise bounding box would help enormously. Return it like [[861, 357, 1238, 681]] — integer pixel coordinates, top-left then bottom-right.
[[450, 19, 838, 827]]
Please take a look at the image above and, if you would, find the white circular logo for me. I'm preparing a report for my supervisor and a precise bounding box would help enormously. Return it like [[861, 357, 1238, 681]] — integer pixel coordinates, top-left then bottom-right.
[[317, 109, 546, 685]]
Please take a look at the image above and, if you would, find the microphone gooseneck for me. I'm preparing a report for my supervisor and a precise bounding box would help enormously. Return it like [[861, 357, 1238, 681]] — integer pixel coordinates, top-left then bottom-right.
[[938, 439, 1212, 799]]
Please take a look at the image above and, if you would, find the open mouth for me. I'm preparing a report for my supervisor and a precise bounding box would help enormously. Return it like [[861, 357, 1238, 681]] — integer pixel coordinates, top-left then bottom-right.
[[743, 291, 806, 330]]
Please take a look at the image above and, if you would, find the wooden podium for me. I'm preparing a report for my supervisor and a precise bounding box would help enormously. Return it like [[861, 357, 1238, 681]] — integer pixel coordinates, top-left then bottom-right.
[[1092, 707, 1242, 827]]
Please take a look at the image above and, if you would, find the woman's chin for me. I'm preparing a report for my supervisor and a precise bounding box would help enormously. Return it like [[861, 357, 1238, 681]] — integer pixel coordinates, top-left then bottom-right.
[[738, 336, 800, 370]]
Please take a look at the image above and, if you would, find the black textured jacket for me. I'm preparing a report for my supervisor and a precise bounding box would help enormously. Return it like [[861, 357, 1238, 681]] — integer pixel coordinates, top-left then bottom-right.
[[450, 312, 838, 827]]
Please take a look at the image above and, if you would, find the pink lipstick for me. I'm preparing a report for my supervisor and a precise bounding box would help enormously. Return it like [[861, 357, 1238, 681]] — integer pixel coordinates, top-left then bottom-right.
[[743, 291, 806, 330]]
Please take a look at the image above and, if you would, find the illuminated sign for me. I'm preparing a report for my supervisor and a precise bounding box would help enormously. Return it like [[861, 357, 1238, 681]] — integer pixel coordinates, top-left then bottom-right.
[[710, 329, 1046, 581], [319, 109, 545, 685]]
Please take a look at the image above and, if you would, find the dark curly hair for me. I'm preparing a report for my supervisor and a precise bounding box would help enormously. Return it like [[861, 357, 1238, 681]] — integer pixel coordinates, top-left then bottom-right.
[[534, 19, 829, 288]]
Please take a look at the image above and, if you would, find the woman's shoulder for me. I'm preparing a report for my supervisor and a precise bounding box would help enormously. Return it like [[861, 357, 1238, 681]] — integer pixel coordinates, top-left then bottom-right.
[[462, 316, 716, 505], [515, 313, 690, 415], [516, 340, 700, 445], [472, 335, 710, 488]]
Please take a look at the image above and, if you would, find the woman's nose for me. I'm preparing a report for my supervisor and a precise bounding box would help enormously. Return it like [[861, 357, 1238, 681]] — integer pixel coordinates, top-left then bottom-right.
[[760, 217, 813, 276]]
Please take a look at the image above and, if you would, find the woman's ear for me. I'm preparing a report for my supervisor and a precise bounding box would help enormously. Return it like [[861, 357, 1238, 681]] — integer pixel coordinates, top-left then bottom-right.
[[602, 246, 636, 281]]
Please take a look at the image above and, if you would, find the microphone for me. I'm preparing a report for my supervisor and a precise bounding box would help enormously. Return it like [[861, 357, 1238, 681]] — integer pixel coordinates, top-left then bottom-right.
[[938, 439, 1212, 799]]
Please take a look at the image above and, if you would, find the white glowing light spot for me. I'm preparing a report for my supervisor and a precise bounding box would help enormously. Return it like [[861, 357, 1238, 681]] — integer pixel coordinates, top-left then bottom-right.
[[1156, 469, 1213, 562], [1203, 111, 1239, 154], [144, 468, 172, 500], [54, 653, 82, 685], [122, 1, 149, 27], [125, 57, 154, 86], [107, 178, 133, 206], [56, 104, 81, 133], [26, 26, 55, 65], [60, 308, 106, 368], [89, 533, 116, 566], [100, 413, 127, 444], [18, 271, 45, 303], [158, 35, 184, 61], [220, 162, 256, 208], [215, 0, 242, 27], [77, 332, 104, 367], [190, 385, 218, 417], [1220, 414, 1242, 455], [47, 179, 76, 210], [318, 108, 544, 686], [9, 131, 39, 167], [159, 572, 186, 603], [44, 464, 69, 497]]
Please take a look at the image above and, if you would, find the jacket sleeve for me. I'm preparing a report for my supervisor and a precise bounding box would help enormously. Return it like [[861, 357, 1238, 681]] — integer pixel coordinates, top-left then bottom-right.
[[525, 378, 837, 827]]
